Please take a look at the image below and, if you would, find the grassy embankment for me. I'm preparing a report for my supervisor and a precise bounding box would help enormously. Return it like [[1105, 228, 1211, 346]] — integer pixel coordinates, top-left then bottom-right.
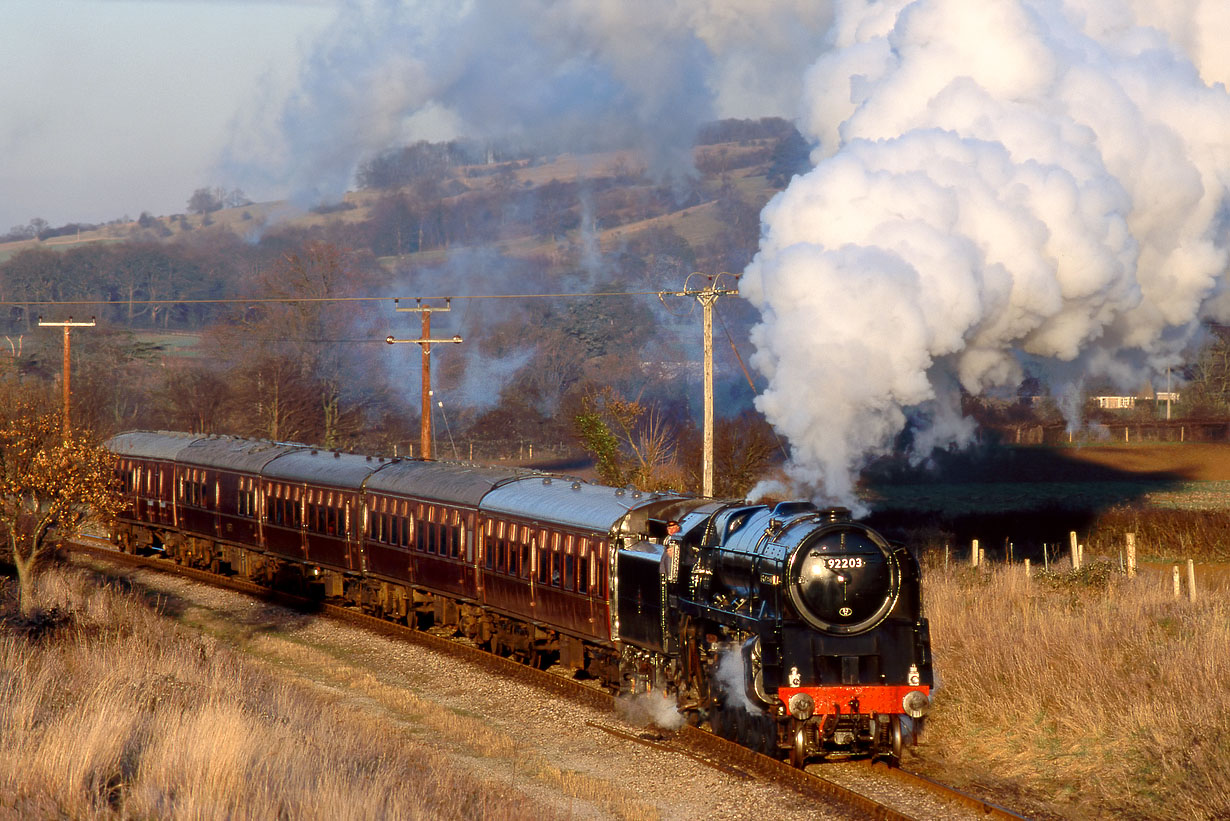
[[0, 566, 655, 820], [912, 556, 1230, 820], [878, 444, 1230, 816]]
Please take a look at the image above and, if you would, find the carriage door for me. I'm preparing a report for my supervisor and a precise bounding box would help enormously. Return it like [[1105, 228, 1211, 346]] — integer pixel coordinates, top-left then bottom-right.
[[474, 518, 487, 601]]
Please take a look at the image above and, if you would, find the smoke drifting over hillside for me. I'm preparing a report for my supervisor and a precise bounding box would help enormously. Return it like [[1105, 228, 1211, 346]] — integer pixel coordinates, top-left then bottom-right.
[[225, 0, 834, 204], [743, 0, 1230, 505], [231, 0, 1230, 507]]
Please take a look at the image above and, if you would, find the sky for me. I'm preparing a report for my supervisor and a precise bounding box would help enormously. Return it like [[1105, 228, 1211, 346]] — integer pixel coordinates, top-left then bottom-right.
[[0, 0, 336, 232]]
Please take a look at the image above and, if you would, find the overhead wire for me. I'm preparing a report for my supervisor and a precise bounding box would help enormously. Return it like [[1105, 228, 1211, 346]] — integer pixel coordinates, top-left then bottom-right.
[[0, 290, 669, 308]]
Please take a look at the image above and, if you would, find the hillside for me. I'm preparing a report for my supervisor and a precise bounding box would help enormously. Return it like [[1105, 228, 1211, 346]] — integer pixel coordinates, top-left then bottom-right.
[[0, 136, 787, 269]]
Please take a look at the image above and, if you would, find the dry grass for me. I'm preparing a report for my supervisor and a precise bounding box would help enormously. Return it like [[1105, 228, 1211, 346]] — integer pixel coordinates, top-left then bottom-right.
[[1085, 506, 1230, 561], [913, 559, 1230, 820], [0, 568, 570, 820]]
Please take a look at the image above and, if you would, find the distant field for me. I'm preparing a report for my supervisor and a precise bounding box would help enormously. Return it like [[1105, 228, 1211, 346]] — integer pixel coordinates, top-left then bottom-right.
[[868, 442, 1230, 513], [870, 479, 1230, 514], [1047, 441, 1230, 480], [131, 331, 203, 358]]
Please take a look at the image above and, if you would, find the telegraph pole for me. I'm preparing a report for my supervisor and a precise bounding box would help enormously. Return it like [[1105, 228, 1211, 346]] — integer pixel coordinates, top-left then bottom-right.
[[38, 316, 95, 439], [661, 274, 739, 497], [386, 298, 462, 460]]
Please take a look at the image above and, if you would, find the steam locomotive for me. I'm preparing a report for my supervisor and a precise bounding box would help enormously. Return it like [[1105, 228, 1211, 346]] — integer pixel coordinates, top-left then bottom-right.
[[106, 430, 932, 766]]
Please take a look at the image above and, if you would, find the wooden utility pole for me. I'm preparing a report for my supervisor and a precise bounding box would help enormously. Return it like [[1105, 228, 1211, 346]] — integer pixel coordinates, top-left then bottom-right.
[[386, 299, 462, 460], [662, 274, 739, 497], [37, 316, 95, 439]]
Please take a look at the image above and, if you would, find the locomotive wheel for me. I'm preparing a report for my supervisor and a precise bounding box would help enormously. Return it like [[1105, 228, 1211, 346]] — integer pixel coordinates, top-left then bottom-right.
[[887, 715, 903, 766], [789, 726, 807, 769]]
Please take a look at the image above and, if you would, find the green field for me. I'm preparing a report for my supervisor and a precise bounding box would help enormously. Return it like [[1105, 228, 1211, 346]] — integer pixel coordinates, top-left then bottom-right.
[[868, 479, 1230, 514]]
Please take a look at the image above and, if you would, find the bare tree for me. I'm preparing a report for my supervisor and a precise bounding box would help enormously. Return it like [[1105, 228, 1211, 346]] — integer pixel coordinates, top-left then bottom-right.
[[187, 187, 223, 215], [572, 387, 689, 491]]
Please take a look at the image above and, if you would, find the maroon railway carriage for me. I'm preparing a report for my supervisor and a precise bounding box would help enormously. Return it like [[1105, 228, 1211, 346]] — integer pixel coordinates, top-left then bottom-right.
[[105, 431, 704, 671]]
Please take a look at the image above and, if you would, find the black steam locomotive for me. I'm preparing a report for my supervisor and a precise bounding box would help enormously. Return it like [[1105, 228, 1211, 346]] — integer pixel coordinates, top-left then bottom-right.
[[107, 431, 932, 766]]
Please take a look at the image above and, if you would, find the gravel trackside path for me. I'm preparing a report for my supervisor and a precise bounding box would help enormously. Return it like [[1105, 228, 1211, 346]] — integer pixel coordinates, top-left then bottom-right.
[[94, 561, 857, 821]]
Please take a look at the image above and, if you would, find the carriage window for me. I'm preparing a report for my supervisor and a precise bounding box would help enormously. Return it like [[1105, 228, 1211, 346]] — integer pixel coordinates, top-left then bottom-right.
[[563, 554, 575, 591], [577, 556, 589, 594], [536, 540, 548, 584], [238, 486, 255, 518]]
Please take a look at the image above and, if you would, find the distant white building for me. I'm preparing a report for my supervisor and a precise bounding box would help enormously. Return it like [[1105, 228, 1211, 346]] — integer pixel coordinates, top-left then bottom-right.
[[1092, 385, 1180, 410], [1094, 395, 1137, 409]]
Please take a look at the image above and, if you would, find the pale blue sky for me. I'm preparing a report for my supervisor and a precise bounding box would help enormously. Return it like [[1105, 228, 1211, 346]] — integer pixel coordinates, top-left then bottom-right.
[[0, 0, 336, 230]]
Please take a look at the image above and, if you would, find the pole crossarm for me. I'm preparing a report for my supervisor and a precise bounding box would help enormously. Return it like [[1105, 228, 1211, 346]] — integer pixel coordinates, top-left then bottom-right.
[[386, 298, 463, 460], [37, 318, 97, 328], [37, 316, 96, 440], [659, 274, 739, 498], [385, 336, 463, 346]]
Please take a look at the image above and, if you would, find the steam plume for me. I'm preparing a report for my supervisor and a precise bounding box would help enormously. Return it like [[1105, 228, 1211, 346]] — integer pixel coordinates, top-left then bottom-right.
[[743, 0, 1230, 505], [225, 0, 835, 204]]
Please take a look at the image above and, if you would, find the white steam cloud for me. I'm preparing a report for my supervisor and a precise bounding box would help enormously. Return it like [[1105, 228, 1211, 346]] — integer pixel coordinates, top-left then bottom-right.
[[743, 0, 1230, 505], [616, 691, 686, 731], [225, 0, 835, 205]]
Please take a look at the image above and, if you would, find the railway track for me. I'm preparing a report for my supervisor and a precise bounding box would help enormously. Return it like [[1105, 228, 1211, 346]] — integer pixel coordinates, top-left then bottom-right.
[[70, 536, 1027, 821]]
